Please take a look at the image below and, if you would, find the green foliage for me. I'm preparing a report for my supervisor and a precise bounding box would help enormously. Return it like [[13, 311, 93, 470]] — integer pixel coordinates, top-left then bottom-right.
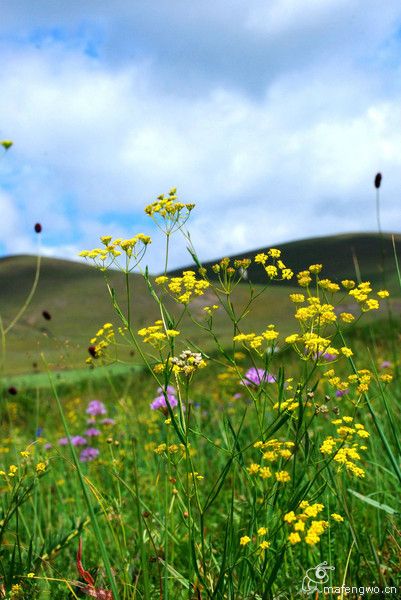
[[0, 191, 400, 598]]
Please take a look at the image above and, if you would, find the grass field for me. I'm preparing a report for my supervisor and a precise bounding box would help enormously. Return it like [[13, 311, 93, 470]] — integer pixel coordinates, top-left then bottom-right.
[[1, 215, 401, 599]]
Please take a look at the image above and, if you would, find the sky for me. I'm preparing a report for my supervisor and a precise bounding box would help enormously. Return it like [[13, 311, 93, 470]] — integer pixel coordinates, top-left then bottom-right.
[[1, 1, 401, 272]]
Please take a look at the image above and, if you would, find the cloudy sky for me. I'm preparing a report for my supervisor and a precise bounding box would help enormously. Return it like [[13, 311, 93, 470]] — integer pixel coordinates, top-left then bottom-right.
[[1, 1, 401, 271]]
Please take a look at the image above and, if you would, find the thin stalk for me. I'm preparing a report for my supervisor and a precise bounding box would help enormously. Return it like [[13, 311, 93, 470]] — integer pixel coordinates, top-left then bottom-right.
[[164, 232, 171, 275], [46, 363, 120, 600], [4, 253, 41, 335], [132, 440, 151, 599]]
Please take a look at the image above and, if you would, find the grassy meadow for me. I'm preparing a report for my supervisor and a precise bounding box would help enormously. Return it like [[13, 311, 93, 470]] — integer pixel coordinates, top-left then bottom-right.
[[1, 193, 401, 599]]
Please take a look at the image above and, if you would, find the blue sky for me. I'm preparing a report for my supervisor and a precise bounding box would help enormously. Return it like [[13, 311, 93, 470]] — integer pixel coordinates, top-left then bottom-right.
[[1, 1, 401, 271]]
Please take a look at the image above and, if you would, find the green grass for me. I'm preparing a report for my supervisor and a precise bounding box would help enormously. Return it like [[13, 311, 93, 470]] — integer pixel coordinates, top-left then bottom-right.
[[1, 228, 401, 598]]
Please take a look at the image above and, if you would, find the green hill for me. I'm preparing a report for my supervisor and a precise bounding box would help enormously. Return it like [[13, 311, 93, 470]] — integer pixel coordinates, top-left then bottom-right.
[[1, 232, 400, 376], [0, 255, 160, 375], [168, 232, 401, 290]]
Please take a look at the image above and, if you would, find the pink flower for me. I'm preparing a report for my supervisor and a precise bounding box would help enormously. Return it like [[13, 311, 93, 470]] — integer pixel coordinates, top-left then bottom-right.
[[80, 447, 100, 462], [241, 368, 275, 387], [150, 393, 178, 411], [86, 400, 107, 416]]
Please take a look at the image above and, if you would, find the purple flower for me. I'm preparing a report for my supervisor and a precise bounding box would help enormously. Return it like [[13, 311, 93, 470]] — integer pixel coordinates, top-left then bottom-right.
[[58, 435, 87, 446], [80, 447, 100, 462], [86, 400, 107, 416], [85, 428, 101, 437], [380, 360, 392, 369], [314, 351, 337, 362], [322, 352, 337, 362], [101, 418, 115, 426], [241, 368, 275, 387], [44, 442, 52, 450], [335, 389, 349, 398], [150, 393, 178, 412], [233, 393, 243, 400], [71, 435, 87, 446], [157, 385, 176, 395]]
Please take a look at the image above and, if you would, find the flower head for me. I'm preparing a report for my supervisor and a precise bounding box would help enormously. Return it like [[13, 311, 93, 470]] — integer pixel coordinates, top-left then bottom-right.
[[80, 447, 100, 462], [150, 393, 178, 412], [85, 428, 101, 437], [242, 368, 275, 387], [71, 436, 87, 447], [86, 400, 107, 416]]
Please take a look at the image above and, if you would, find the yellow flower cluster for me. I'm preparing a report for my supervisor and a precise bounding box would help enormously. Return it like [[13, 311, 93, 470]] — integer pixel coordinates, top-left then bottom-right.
[[210, 257, 252, 290], [203, 304, 219, 316], [248, 439, 294, 482], [138, 320, 180, 347], [212, 257, 251, 275], [318, 278, 340, 293], [145, 188, 195, 233], [284, 501, 338, 546], [273, 397, 300, 412], [285, 331, 333, 357], [292, 267, 388, 315], [233, 325, 279, 354], [188, 471, 204, 481], [294, 296, 337, 326], [348, 281, 388, 312], [0, 463, 18, 478], [154, 443, 186, 456], [324, 367, 373, 395], [379, 373, 393, 383], [10, 584, 24, 599], [80, 233, 151, 270], [240, 528, 271, 554], [145, 188, 194, 217], [86, 322, 123, 365], [320, 416, 369, 478], [155, 271, 210, 305], [0, 453, 47, 482], [254, 249, 293, 280]]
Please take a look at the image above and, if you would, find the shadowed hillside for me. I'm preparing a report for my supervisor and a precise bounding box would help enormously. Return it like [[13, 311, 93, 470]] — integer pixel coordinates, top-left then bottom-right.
[[1, 232, 401, 375], [168, 232, 401, 290]]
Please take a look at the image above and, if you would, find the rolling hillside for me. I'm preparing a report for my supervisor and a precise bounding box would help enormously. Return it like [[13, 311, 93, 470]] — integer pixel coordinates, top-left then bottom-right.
[[1, 232, 400, 376], [168, 232, 401, 289]]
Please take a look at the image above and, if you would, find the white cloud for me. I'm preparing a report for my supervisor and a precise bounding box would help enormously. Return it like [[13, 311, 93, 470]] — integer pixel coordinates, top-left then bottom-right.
[[1, 3, 401, 270]]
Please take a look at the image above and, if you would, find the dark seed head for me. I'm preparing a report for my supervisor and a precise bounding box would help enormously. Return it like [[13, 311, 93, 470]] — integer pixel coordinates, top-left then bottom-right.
[[88, 345, 98, 358], [8, 386, 17, 396], [374, 173, 382, 189], [34, 223, 42, 233], [42, 310, 51, 321]]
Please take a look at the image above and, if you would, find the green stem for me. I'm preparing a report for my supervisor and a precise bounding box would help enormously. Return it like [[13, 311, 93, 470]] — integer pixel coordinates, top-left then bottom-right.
[[46, 362, 121, 600], [4, 253, 42, 335]]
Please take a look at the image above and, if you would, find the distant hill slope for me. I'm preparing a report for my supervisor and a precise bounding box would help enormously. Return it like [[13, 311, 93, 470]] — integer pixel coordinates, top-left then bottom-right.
[[168, 232, 401, 288], [0, 255, 160, 374], [1, 232, 401, 375]]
